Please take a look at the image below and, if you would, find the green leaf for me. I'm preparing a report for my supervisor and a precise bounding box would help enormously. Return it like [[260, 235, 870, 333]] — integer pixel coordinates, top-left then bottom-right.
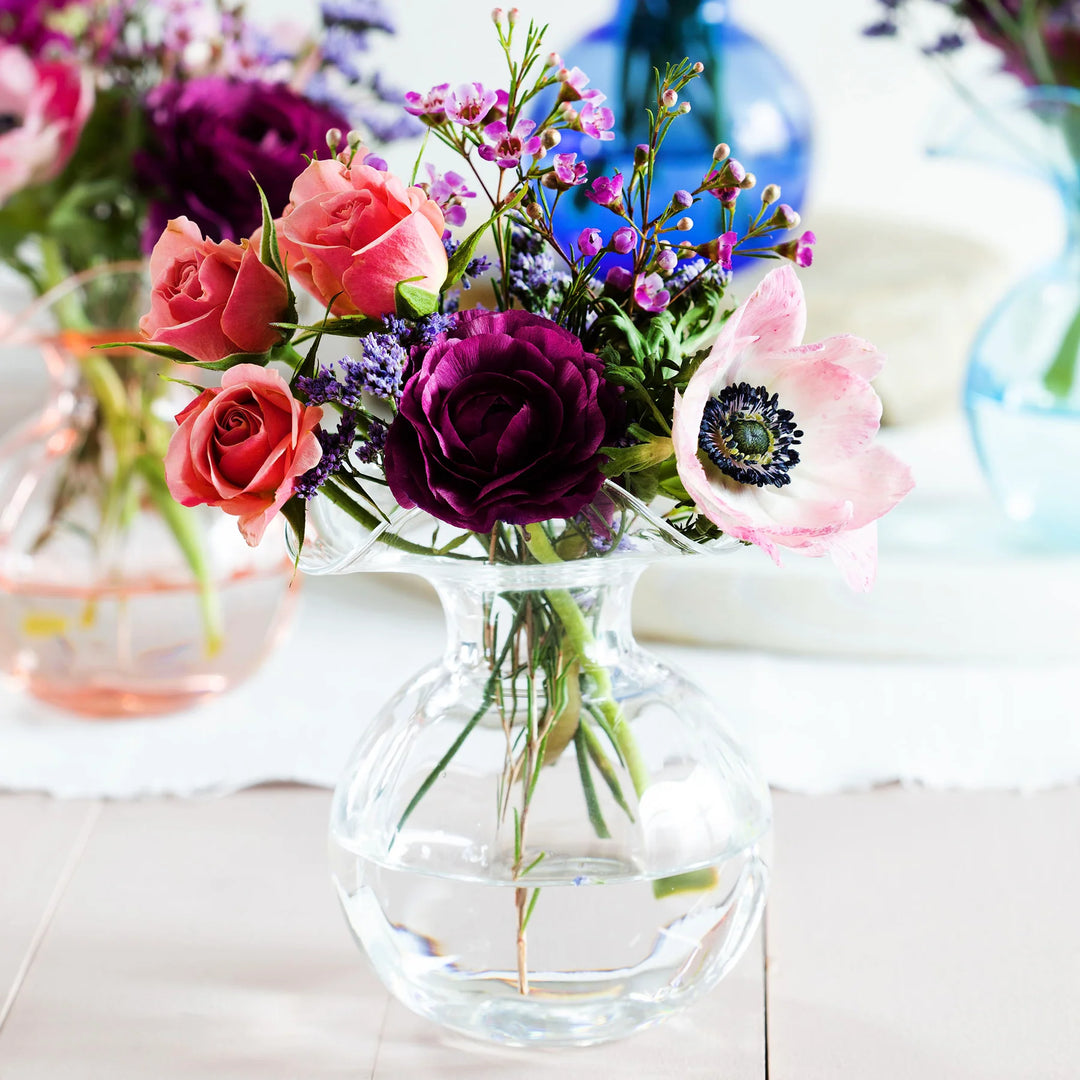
[[575, 724, 610, 840], [395, 278, 440, 319], [93, 341, 273, 370], [280, 496, 306, 564], [443, 187, 529, 289]]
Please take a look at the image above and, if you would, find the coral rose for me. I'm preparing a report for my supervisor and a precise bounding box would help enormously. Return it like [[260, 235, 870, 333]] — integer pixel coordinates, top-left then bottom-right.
[[0, 44, 93, 204], [140, 216, 289, 365], [165, 364, 324, 546], [384, 310, 622, 533], [672, 265, 913, 590], [276, 156, 447, 319]]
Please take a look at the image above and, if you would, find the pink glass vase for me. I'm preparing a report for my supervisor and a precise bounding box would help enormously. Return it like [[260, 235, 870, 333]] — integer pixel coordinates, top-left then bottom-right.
[[0, 264, 299, 717]]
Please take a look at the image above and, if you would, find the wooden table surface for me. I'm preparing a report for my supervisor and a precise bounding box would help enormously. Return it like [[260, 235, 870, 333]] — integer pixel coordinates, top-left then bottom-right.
[[1, 786, 1077, 1078]]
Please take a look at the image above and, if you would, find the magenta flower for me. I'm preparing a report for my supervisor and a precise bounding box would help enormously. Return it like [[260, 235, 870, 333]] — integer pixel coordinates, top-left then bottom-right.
[[611, 226, 636, 254], [714, 230, 737, 271], [444, 81, 499, 126], [585, 169, 623, 209], [384, 310, 622, 532], [671, 266, 913, 590], [634, 273, 670, 313], [0, 45, 93, 204], [578, 227, 603, 257], [605, 265, 633, 291], [404, 82, 451, 119], [553, 152, 588, 187], [478, 117, 541, 169], [778, 230, 816, 267], [578, 100, 615, 142]]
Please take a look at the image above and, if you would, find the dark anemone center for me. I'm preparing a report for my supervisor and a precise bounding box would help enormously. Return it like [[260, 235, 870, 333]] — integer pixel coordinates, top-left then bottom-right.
[[727, 417, 771, 458], [0, 113, 20, 137], [698, 382, 803, 488]]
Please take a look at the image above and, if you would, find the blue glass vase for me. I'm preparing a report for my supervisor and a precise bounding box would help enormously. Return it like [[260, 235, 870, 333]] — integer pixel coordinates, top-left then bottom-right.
[[955, 88, 1080, 544], [538, 0, 812, 267]]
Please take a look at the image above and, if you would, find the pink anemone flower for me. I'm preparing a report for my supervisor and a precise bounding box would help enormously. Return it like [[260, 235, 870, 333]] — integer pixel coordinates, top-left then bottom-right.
[[672, 265, 913, 590]]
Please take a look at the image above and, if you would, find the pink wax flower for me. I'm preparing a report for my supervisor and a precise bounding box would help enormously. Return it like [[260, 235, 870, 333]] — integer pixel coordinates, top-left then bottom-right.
[[585, 169, 623, 209], [557, 66, 606, 105], [578, 227, 603, 257], [140, 216, 289, 364], [276, 156, 447, 318], [605, 265, 633, 291], [404, 82, 451, 120], [478, 117, 541, 169], [611, 226, 636, 254], [424, 164, 475, 229], [778, 230, 816, 267], [578, 99, 615, 142], [552, 152, 588, 187], [672, 266, 913, 590], [0, 45, 93, 204], [634, 272, 670, 312], [165, 364, 324, 546], [444, 81, 499, 126], [699, 230, 737, 271]]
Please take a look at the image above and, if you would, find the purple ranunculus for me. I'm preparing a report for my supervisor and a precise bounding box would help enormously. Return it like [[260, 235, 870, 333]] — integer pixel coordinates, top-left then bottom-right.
[[137, 77, 349, 246], [0, 0, 76, 54], [384, 310, 623, 533]]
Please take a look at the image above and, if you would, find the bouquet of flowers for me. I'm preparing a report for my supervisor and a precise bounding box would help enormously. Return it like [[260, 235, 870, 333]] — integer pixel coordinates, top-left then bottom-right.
[[134, 9, 911, 1016], [0, 0, 409, 649]]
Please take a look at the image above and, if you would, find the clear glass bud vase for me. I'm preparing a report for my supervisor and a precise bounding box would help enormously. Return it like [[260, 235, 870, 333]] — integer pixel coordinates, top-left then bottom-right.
[[303, 486, 771, 1047], [941, 88, 1080, 543], [0, 265, 298, 716]]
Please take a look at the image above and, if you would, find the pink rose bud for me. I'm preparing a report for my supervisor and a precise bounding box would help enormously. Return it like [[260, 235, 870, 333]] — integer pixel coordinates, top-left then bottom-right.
[[277, 157, 448, 318], [140, 217, 289, 364], [611, 226, 636, 254], [165, 365, 324, 547]]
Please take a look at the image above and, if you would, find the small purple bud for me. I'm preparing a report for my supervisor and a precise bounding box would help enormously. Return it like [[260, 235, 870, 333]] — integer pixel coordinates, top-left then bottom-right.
[[611, 226, 636, 254], [605, 265, 634, 291], [578, 227, 604, 257], [657, 248, 677, 273], [673, 189, 692, 208]]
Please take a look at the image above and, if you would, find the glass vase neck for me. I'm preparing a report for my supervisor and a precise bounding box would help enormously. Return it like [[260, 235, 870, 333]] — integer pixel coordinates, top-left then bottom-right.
[[433, 565, 644, 674]]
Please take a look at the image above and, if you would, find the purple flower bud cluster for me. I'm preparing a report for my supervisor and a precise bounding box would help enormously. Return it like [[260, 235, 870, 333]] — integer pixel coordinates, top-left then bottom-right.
[[507, 228, 569, 314], [293, 410, 358, 500]]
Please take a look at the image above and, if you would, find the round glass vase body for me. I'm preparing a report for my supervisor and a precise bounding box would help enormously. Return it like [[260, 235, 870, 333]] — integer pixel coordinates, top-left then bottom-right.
[[0, 265, 299, 716], [533, 0, 812, 268], [951, 89, 1080, 543], [303, 488, 771, 1048]]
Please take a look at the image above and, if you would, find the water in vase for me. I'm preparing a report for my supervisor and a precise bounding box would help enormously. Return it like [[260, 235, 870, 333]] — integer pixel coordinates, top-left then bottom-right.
[[331, 840, 768, 1047]]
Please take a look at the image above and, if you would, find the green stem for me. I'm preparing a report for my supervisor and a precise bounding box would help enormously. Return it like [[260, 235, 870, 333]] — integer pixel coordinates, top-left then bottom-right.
[[521, 526, 650, 800]]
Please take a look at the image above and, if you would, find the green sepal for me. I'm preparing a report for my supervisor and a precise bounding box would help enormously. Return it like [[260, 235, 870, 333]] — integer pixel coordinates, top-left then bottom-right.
[[395, 278, 440, 319], [600, 434, 674, 477], [253, 177, 298, 329]]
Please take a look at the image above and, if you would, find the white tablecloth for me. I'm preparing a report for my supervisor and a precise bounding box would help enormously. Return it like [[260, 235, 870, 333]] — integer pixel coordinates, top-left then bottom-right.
[[1, 570, 1076, 799]]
